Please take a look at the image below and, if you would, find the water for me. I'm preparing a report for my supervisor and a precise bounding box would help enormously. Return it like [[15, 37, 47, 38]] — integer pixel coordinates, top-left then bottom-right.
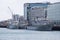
[[0, 28, 60, 40]]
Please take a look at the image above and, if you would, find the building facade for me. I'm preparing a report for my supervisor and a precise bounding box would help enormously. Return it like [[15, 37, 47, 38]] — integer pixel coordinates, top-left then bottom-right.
[[24, 3, 50, 26], [47, 2, 60, 21]]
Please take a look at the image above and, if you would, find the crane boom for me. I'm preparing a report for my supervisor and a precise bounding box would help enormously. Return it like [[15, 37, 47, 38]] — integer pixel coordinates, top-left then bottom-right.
[[8, 6, 13, 16]]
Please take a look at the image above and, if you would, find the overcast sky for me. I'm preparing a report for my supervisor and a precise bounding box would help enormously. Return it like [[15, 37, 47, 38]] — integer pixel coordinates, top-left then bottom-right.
[[0, 0, 60, 21]]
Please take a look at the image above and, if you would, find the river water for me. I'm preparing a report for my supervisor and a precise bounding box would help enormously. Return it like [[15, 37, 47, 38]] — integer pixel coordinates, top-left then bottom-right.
[[0, 28, 60, 40]]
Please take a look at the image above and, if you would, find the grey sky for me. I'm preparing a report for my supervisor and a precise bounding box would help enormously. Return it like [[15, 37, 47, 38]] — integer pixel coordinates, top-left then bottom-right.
[[0, 0, 60, 21]]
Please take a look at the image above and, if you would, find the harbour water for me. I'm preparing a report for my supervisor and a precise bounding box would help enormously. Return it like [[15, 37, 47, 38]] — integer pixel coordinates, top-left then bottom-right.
[[0, 28, 60, 40]]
